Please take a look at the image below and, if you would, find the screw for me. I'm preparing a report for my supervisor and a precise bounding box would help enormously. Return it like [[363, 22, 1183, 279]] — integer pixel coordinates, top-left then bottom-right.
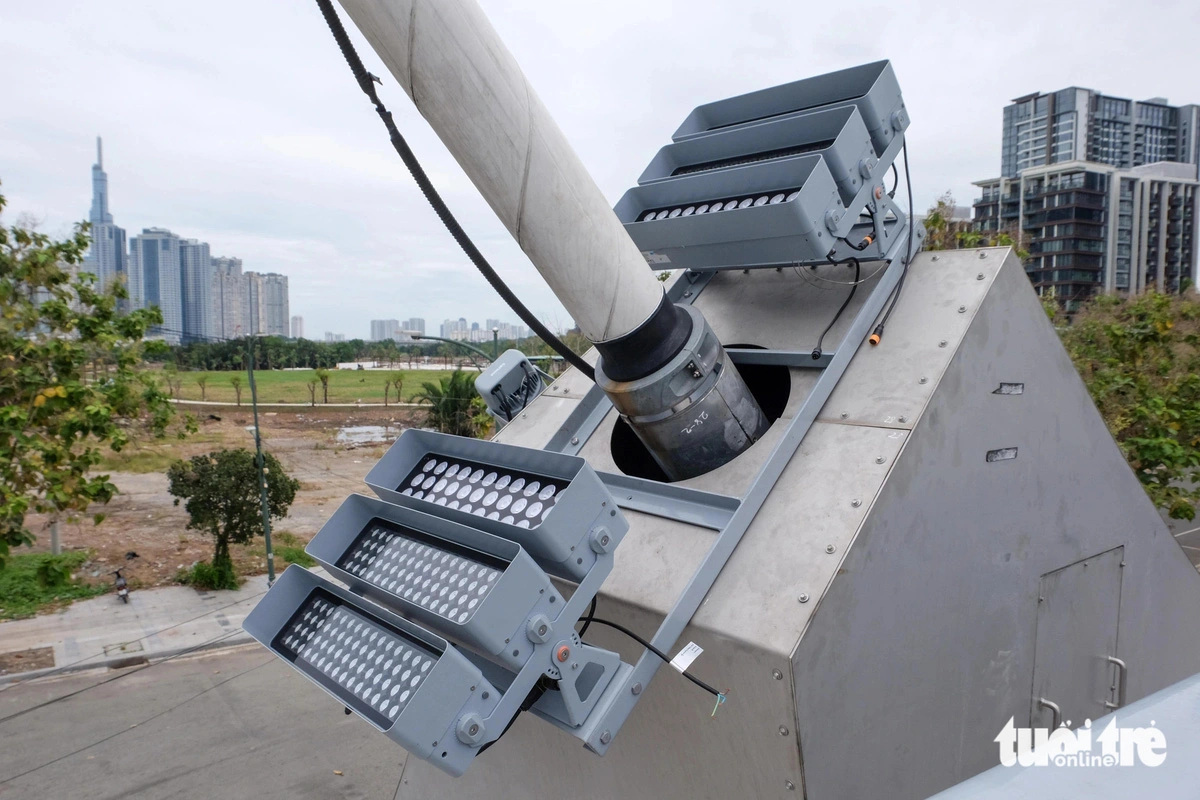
[[570, 437, 579, 445], [772, 669, 784, 680], [977, 272, 985, 280], [631, 682, 642, 695], [600, 534, 610, 546], [919, 377, 928, 385], [931, 255, 939, 261], [468, 723, 479, 736], [556, 645, 571, 663], [851, 499, 861, 507], [938, 340, 947, 348], [825, 544, 836, 554], [779, 726, 790, 736], [599, 730, 612, 745], [978, 251, 987, 259], [840, 412, 848, 419], [875, 456, 886, 464], [958, 305, 967, 313], [683, 290, 692, 297], [898, 416, 908, 423], [786, 780, 796, 791], [798, 593, 810, 603], [538, 624, 548, 636]]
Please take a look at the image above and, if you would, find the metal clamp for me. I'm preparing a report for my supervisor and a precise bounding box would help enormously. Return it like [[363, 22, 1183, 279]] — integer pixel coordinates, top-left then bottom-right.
[[1038, 697, 1062, 729], [1105, 656, 1128, 710]]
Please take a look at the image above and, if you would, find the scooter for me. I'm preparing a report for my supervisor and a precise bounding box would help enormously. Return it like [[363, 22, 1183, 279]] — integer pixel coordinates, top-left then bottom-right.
[[113, 568, 129, 603]]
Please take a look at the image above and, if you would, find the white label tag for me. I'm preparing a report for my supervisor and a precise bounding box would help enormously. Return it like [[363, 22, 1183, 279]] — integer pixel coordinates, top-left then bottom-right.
[[642, 250, 672, 264], [670, 641, 704, 673]]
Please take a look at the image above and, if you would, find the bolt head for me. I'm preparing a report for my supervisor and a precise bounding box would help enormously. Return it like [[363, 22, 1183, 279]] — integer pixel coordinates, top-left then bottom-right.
[[570, 437, 579, 445], [977, 273, 985, 280], [931, 254, 939, 261], [978, 251, 987, 259], [958, 305, 967, 313], [599, 730, 612, 745], [798, 593, 810, 603], [919, 377, 928, 384], [825, 544, 836, 554], [786, 780, 796, 791], [840, 412, 849, 419], [779, 726, 790, 736], [939, 340, 948, 347], [772, 669, 784, 680], [631, 682, 643, 695], [898, 416, 908, 423], [851, 499, 862, 508], [556, 645, 571, 662]]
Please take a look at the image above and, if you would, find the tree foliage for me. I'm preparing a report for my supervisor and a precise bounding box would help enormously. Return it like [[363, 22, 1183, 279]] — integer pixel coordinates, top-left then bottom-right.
[[416, 370, 490, 438], [166, 448, 299, 588], [0, 189, 181, 566], [1055, 292, 1200, 520], [923, 190, 1028, 259]]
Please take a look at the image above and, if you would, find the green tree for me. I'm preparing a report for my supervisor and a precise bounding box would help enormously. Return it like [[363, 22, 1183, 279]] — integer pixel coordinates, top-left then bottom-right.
[[195, 374, 208, 401], [0, 189, 182, 566], [230, 374, 242, 406], [306, 378, 318, 407], [315, 368, 330, 403], [1055, 292, 1200, 520], [166, 449, 299, 589], [417, 370, 490, 437]]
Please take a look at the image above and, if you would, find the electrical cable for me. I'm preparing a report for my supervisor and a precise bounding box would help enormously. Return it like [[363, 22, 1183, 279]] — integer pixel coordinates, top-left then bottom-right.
[[870, 143, 914, 346], [577, 615, 722, 698], [888, 162, 899, 198], [0, 656, 274, 785], [812, 256, 861, 360], [312, 0, 596, 381], [0, 627, 247, 725], [577, 596, 597, 638]]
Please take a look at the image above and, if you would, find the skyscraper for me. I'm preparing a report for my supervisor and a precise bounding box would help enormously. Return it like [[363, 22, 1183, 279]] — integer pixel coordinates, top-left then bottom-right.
[[244, 271, 289, 337], [370, 319, 400, 341], [179, 239, 212, 343], [402, 317, 425, 335], [291, 315, 304, 339], [127, 228, 183, 343], [81, 137, 128, 296], [210, 256, 245, 340]]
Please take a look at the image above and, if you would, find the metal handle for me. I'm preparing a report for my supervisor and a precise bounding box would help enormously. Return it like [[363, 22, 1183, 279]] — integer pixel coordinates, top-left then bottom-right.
[[1038, 697, 1062, 729], [1105, 656, 1128, 710]]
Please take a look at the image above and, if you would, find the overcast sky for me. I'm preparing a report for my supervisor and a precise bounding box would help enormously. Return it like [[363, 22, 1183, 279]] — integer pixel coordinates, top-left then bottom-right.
[[3, 0, 1198, 338]]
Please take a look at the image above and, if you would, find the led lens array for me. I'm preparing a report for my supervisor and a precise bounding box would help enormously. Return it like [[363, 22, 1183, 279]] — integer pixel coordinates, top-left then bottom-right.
[[637, 188, 802, 222], [398, 454, 562, 530], [277, 591, 440, 728], [340, 522, 502, 626]]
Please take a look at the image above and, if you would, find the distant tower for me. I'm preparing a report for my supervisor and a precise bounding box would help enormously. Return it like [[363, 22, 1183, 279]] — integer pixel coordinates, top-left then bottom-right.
[[82, 137, 128, 295]]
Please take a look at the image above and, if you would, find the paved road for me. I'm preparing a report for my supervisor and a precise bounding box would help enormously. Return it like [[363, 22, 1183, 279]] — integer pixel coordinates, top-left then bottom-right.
[[0, 646, 407, 799]]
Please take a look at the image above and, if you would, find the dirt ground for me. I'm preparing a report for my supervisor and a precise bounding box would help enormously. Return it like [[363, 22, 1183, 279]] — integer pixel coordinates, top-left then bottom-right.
[[22, 405, 427, 589]]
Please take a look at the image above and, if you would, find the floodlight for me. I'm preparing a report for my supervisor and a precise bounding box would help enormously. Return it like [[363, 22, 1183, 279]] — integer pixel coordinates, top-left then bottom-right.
[[365, 430, 627, 580], [242, 566, 500, 777], [306, 493, 563, 670], [671, 59, 907, 156]]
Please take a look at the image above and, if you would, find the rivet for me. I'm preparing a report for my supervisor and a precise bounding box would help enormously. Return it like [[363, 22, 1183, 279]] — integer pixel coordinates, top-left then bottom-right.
[[851, 499, 862, 508], [683, 290, 692, 297], [931, 255, 939, 261], [631, 682, 643, 695], [840, 412, 849, 419], [779, 726, 790, 736], [958, 305, 967, 313], [875, 456, 886, 464], [786, 780, 796, 791], [599, 730, 612, 745], [919, 377, 928, 385], [825, 544, 836, 554], [898, 416, 907, 423], [978, 251, 987, 259], [772, 669, 784, 680], [798, 593, 810, 603], [977, 273, 985, 280], [570, 437, 579, 445], [938, 340, 948, 348]]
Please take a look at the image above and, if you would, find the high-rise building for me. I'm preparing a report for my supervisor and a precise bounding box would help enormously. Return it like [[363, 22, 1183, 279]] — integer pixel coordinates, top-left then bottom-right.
[[210, 256, 245, 340], [370, 319, 401, 341], [178, 239, 212, 343], [127, 228, 183, 343], [402, 317, 425, 335], [325, 332, 345, 342], [1001, 89, 1200, 179], [82, 137, 128, 297], [243, 271, 289, 337], [973, 161, 1197, 307], [291, 315, 304, 339]]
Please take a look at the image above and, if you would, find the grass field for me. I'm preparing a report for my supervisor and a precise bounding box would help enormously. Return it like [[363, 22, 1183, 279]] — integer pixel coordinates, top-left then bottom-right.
[[168, 368, 463, 405]]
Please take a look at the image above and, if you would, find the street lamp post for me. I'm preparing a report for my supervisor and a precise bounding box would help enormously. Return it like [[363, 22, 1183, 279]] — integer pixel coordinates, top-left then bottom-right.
[[245, 335, 275, 586], [412, 334, 495, 367], [492, 327, 500, 360]]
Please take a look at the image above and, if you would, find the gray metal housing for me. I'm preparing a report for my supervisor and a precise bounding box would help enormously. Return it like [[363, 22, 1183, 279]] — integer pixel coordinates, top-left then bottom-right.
[[364, 430, 628, 580], [242, 565, 500, 777], [637, 105, 875, 204], [672, 59, 908, 156], [393, 247, 1200, 798], [305, 493, 560, 671]]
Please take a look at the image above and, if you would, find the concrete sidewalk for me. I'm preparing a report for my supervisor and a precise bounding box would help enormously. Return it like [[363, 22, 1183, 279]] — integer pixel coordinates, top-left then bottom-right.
[[0, 570, 327, 685]]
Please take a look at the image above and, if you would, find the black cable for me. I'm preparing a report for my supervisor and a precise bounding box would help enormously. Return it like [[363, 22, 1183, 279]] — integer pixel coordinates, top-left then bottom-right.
[[871, 144, 914, 345], [577, 615, 722, 698], [812, 256, 861, 359], [888, 162, 899, 198], [577, 596, 597, 638], [312, 0, 595, 381]]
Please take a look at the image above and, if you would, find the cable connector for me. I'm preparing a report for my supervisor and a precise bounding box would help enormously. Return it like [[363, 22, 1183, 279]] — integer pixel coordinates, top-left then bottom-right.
[[869, 324, 884, 346], [811, 348, 822, 361]]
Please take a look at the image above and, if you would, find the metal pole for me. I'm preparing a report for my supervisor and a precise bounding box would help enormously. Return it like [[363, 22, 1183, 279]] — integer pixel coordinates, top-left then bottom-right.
[[246, 337, 274, 585], [50, 519, 60, 556], [492, 327, 499, 360]]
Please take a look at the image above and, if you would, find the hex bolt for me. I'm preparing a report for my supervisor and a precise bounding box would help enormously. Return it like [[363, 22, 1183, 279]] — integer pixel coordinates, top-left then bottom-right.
[[825, 544, 836, 554], [958, 305, 967, 313], [977, 272, 986, 280], [939, 340, 948, 348], [599, 730, 612, 745], [779, 726, 790, 737], [898, 416, 908, 423], [851, 499, 862, 508], [683, 290, 693, 297], [786, 780, 796, 791], [798, 593, 810, 603], [978, 251, 987, 259], [570, 437, 579, 445], [875, 456, 886, 464], [631, 682, 643, 695], [840, 412, 849, 419], [772, 669, 784, 680], [919, 377, 928, 385]]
